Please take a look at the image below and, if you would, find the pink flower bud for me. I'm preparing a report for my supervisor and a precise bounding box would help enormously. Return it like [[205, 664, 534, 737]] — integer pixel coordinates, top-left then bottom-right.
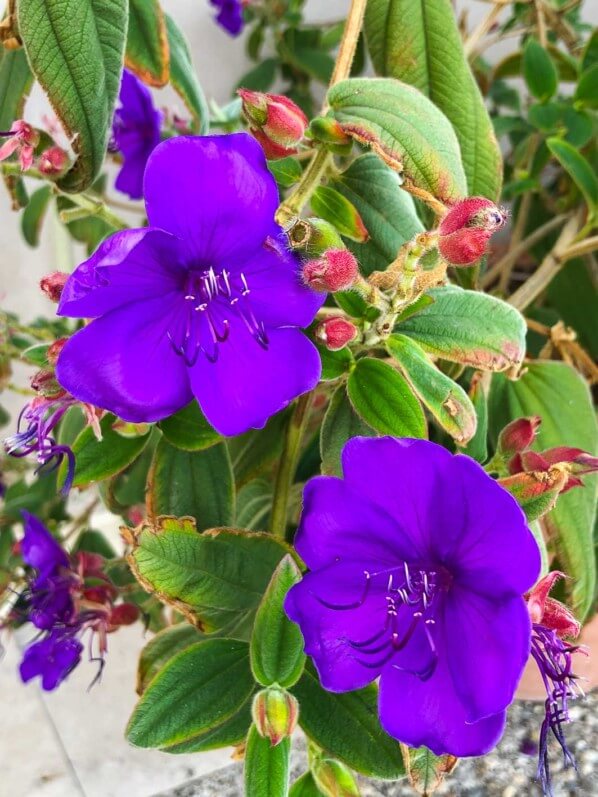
[[316, 317, 358, 351], [498, 416, 541, 457], [302, 249, 359, 293], [252, 687, 299, 746], [237, 89, 308, 159], [38, 146, 69, 177], [47, 338, 68, 366], [526, 572, 581, 639], [438, 197, 507, 266], [40, 271, 69, 303]]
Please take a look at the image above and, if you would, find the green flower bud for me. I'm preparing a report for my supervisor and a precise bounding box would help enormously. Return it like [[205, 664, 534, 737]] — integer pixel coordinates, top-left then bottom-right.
[[251, 687, 299, 747]]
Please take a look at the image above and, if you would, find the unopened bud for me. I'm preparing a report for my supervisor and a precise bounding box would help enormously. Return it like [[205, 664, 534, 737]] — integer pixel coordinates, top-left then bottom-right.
[[313, 758, 360, 797], [308, 117, 351, 147], [38, 146, 69, 177], [316, 317, 358, 351], [527, 572, 581, 639], [438, 197, 507, 266], [47, 338, 68, 366], [30, 368, 65, 399], [238, 89, 308, 159], [251, 687, 299, 746], [40, 271, 69, 303], [498, 416, 541, 457], [303, 249, 359, 293]]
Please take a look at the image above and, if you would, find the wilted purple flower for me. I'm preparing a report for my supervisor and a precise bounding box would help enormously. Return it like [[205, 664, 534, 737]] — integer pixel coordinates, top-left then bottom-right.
[[210, 0, 244, 36], [55, 133, 323, 436], [20, 628, 84, 691], [112, 70, 162, 199], [285, 437, 541, 756]]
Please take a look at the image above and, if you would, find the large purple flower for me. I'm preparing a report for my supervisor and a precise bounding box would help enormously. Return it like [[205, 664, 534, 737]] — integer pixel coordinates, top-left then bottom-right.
[[55, 133, 323, 437], [112, 70, 162, 199], [285, 437, 541, 757], [210, 0, 244, 36]]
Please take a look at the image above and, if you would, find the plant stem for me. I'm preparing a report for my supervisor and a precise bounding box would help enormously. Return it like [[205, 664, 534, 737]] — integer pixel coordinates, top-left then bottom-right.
[[464, 2, 504, 58], [560, 235, 598, 261], [270, 392, 313, 539], [276, 0, 368, 224]]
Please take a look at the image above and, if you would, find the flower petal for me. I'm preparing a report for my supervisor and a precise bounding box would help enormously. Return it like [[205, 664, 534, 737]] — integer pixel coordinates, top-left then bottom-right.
[[294, 475, 413, 571], [20, 511, 68, 577], [57, 228, 184, 318], [56, 295, 192, 422], [285, 562, 389, 692], [379, 647, 506, 757], [115, 151, 149, 200], [143, 133, 280, 263], [189, 321, 320, 436], [444, 587, 531, 723]]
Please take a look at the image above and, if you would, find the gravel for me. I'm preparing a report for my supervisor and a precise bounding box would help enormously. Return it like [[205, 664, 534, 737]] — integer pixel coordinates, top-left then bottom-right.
[[153, 692, 597, 797]]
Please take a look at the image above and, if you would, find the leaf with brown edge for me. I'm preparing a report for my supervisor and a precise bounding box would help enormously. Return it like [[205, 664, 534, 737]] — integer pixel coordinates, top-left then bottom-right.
[[126, 0, 170, 87], [401, 745, 458, 795], [327, 78, 467, 210]]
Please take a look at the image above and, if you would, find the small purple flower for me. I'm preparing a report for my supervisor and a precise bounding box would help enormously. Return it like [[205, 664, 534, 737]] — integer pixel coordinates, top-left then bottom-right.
[[285, 437, 541, 757], [4, 396, 76, 494], [55, 133, 323, 437], [19, 628, 83, 691], [210, 0, 244, 36], [112, 70, 162, 199]]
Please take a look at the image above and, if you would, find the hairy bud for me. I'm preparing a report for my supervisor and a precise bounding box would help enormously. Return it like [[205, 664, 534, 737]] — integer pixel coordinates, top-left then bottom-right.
[[38, 146, 69, 177], [30, 369, 65, 399], [40, 271, 69, 303], [251, 687, 299, 746], [308, 117, 352, 147], [498, 416, 541, 457], [316, 317, 358, 351], [302, 249, 359, 293], [238, 89, 308, 159], [438, 197, 507, 266]]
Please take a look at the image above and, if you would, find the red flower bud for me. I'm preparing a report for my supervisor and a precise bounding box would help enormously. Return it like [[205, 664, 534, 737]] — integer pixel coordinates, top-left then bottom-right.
[[438, 197, 507, 266], [498, 416, 541, 457], [237, 89, 308, 159], [30, 368, 65, 399], [40, 271, 69, 303], [47, 337, 68, 366], [252, 687, 299, 746], [109, 602, 141, 627], [526, 572, 581, 639], [302, 249, 359, 293], [316, 317, 358, 351], [38, 146, 69, 177]]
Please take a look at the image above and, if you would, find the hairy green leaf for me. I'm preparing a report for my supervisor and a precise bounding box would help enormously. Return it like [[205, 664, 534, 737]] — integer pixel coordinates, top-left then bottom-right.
[[165, 13, 208, 133], [245, 726, 291, 797], [126, 0, 169, 86]]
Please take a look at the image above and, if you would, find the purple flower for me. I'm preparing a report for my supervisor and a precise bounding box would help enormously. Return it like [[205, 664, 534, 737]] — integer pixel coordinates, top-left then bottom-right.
[[4, 396, 76, 494], [210, 0, 244, 36], [55, 133, 323, 437], [112, 70, 162, 199], [285, 437, 541, 757], [20, 629, 83, 691]]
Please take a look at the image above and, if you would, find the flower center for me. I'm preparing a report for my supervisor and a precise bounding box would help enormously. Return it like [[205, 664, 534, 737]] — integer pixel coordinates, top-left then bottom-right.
[[168, 268, 267, 366]]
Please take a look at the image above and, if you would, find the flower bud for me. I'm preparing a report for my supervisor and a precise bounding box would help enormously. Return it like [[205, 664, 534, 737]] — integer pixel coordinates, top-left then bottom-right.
[[40, 271, 69, 303], [38, 146, 69, 177], [302, 249, 359, 293], [47, 338, 68, 366], [438, 197, 507, 266], [308, 117, 351, 147], [316, 317, 358, 351], [251, 687, 299, 746], [526, 572, 581, 639], [313, 758, 360, 797], [109, 602, 141, 627], [30, 368, 65, 399], [238, 89, 308, 159], [498, 416, 541, 457]]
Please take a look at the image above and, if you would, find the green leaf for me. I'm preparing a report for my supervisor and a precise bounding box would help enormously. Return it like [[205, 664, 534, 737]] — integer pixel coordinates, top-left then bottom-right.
[[0, 48, 33, 131], [73, 529, 117, 560], [236, 479, 272, 531], [548, 260, 598, 360], [364, 0, 501, 199], [127, 518, 289, 636], [291, 665, 405, 779], [251, 556, 305, 688], [290, 49, 334, 84], [229, 410, 290, 487], [20, 186, 52, 247], [310, 186, 369, 242], [165, 13, 209, 133], [575, 63, 598, 110], [523, 38, 558, 102], [237, 58, 278, 92], [61, 414, 150, 489], [245, 726, 291, 797], [126, 0, 169, 87], [347, 358, 426, 438], [127, 639, 254, 749], [158, 401, 221, 451], [268, 157, 302, 189], [462, 375, 489, 463], [402, 745, 458, 795], [290, 773, 324, 797], [489, 361, 597, 620], [387, 334, 477, 445], [547, 137, 598, 224], [397, 286, 526, 372], [18, 0, 127, 192], [527, 102, 594, 148], [137, 623, 204, 695], [328, 78, 467, 206], [320, 386, 376, 477], [147, 440, 234, 531], [331, 154, 424, 275], [162, 695, 253, 754], [315, 340, 355, 382]]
